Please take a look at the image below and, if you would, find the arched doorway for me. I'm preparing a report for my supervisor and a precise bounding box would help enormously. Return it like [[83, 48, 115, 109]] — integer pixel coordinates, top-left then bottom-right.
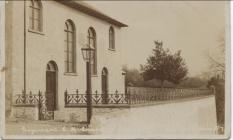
[[101, 68, 108, 104], [45, 61, 58, 119]]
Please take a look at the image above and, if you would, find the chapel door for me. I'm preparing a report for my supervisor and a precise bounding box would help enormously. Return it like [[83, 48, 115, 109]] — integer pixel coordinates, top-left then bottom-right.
[[44, 61, 57, 120]]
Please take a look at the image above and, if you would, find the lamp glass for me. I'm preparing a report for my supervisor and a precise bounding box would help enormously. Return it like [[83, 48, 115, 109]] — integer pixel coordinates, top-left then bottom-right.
[[81, 45, 95, 62]]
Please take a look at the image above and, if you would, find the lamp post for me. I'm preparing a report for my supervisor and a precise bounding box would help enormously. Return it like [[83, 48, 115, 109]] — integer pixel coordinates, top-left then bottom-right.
[[81, 45, 94, 125]]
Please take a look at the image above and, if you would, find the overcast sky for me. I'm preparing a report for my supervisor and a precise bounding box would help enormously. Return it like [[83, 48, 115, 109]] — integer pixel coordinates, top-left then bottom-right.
[[87, 1, 228, 76]]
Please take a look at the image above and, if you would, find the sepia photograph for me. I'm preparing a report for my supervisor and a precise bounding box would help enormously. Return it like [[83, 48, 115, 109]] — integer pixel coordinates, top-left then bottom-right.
[[1, 0, 230, 139]]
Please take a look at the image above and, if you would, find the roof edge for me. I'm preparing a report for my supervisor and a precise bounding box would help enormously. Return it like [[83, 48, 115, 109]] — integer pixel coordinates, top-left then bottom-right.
[[55, 0, 128, 27]]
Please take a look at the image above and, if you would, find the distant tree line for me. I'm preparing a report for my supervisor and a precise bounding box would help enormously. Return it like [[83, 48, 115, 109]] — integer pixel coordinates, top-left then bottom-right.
[[123, 66, 208, 88], [123, 40, 213, 89]]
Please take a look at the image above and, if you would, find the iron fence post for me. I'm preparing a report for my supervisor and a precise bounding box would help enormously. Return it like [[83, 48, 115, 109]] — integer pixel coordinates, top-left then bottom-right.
[[38, 90, 41, 120], [22, 89, 26, 104], [64, 89, 68, 106], [29, 91, 32, 104], [128, 89, 131, 105], [76, 89, 79, 103]]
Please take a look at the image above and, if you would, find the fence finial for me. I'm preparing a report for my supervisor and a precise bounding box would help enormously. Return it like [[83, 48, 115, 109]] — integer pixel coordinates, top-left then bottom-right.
[[64, 89, 68, 98], [64, 89, 68, 106], [76, 89, 79, 94]]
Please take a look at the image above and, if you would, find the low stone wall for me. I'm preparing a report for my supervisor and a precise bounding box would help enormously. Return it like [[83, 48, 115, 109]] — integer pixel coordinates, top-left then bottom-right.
[[10, 104, 129, 122], [54, 107, 129, 123], [11, 105, 39, 120], [54, 108, 87, 122]]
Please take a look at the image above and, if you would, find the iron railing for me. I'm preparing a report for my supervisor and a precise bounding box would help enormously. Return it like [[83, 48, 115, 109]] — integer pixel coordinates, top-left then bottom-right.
[[14, 91, 44, 105], [13, 91, 53, 120], [64, 88, 213, 106], [64, 90, 129, 106], [128, 88, 212, 104], [13, 88, 214, 108]]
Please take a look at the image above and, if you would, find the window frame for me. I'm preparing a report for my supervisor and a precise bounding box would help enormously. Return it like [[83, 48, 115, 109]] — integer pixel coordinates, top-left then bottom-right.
[[109, 26, 115, 51], [88, 27, 97, 75], [64, 20, 76, 74], [29, 0, 43, 32]]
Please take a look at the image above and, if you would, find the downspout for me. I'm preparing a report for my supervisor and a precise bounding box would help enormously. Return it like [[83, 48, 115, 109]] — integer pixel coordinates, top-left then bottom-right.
[[23, 0, 26, 102]]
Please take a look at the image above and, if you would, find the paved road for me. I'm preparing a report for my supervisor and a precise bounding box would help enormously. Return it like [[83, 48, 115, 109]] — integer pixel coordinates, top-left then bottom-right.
[[95, 95, 217, 138]]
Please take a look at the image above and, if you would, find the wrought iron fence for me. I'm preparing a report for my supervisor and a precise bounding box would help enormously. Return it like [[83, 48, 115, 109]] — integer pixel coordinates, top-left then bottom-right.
[[64, 90, 129, 106], [13, 90, 53, 120], [64, 88, 213, 106], [13, 88, 213, 108], [14, 91, 41, 105], [127, 87, 213, 104]]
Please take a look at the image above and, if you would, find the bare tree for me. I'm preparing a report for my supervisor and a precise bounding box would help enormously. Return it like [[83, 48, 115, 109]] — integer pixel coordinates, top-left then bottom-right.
[[207, 30, 225, 78]]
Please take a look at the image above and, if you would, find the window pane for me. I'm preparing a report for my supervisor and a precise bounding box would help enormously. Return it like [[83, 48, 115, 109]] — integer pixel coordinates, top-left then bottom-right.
[[34, 19, 39, 31], [29, 7, 33, 18], [29, 6, 33, 29], [68, 42, 73, 52], [109, 37, 112, 49], [34, 1, 40, 9], [65, 30, 68, 72], [68, 62, 73, 72], [88, 28, 96, 74], [67, 22, 72, 32], [68, 52, 73, 63], [65, 21, 75, 73], [29, 0, 33, 6], [65, 60, 68, 72], [29, 18, 33, 29], [109, 28, 115, 49], [111, 38, 114, 49], [91, 51, 96, 74], [34, 8, 40, 20], [90, 38, 94, 48], [68, 32, 73, 42], [64, 50, 68, 60], [88, 30, 92, 38]]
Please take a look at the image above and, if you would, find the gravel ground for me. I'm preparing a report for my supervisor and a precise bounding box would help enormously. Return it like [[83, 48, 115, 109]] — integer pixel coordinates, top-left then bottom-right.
[[6, 119, 96, 135]]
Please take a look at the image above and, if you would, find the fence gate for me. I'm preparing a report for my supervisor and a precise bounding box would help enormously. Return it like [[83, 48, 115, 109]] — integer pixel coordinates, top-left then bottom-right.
[[38, 94, 54, 120]]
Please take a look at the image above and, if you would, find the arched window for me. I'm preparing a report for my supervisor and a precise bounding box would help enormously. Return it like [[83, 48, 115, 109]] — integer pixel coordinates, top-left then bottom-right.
[[29, 0, 42, 32], [109, 26, 115, 50], [64, 20, 76, 73], [88, 27, 97, 75]]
